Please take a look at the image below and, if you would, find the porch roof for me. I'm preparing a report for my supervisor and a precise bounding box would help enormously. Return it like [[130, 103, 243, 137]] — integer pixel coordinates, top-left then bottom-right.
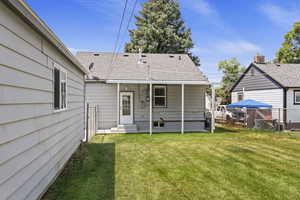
[[76, 52, 209, 84], [104, 79, 210, 85]]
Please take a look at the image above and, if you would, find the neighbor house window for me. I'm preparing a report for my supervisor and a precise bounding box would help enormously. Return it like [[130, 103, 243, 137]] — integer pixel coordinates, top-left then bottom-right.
[[54, 67, 67, 110], [294, 91, 300, 104], [237, 92, 244, 101], [153, 85, 167, 107]]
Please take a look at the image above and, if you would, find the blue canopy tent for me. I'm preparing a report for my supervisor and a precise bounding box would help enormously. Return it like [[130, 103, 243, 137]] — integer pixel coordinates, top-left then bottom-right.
[[227, 99, 272, 108]]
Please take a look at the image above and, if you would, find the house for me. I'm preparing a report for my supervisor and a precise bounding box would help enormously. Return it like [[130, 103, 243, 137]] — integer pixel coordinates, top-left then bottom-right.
[[76, 52, 210, 134], [230, 54, 300, 129], [0, 1, 87, 199]]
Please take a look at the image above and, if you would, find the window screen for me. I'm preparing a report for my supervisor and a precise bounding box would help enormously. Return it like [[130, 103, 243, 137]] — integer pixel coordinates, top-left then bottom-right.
[[54, 68, 60, 109]]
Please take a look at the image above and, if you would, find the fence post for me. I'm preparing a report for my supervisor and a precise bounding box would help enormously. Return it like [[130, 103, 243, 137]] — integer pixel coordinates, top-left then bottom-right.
[[96, 105, 99, 130], [94, 106, 96, 136], [278, 108, 281, 132], [244, 108, 247, 128], [86, 103, 89, 142]]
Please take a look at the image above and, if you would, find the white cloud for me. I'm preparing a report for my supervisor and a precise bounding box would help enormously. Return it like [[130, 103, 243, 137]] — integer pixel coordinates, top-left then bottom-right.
[[192, 40, 261, 82], [189, 0, 217, 17], [194, 40, 261, 56], [73, 0, 124, 20], [259, 3, 300, 27], [180, 0, 235, 34], [217, 40, 261, 55]]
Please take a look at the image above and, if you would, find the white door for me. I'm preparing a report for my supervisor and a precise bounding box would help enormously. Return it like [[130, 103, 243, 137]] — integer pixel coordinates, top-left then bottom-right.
[[120, 92, 134, 124]]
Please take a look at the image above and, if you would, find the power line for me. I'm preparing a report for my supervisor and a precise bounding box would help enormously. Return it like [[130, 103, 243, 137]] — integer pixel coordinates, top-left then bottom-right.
[[114, 0, 139, 63]]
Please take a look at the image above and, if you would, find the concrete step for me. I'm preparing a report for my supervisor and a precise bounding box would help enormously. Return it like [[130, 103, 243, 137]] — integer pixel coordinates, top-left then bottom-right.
[[110, 124, 138, 133], [117, 124, 137, 129]]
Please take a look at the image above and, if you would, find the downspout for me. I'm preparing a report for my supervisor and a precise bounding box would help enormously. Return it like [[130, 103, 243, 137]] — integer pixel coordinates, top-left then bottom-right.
[[84, 78, 88, 142], [283, 88, 287, 129]]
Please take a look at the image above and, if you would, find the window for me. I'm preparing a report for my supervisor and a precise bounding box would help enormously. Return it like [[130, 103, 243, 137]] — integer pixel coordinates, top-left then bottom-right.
[[153, 85, 167, 107], [237, 92, 244, 101], [54, 67, 67, 110], [294, 91, 300, 104]]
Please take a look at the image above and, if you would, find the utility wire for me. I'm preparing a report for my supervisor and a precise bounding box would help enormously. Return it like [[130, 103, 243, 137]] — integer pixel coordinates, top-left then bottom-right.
[[115, 0, 139, 59], [108, 0, 129, 72]]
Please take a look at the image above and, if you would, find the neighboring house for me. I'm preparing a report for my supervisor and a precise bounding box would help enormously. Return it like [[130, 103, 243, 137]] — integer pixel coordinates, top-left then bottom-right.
[[76, 52, 210, 133], [0, 1, 87, 200], [230, 54, 300, 128]]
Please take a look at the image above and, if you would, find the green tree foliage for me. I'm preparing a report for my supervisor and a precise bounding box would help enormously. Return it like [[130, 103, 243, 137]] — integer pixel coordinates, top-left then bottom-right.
[[275, 22, 300, 63], [125, 0, 200, 65], [217, 58, 245, 104]]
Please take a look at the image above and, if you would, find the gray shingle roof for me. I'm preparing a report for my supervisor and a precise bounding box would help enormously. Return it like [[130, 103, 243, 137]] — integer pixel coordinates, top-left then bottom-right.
[[75, 52, 208, 82], [254, 63, 300, 87]]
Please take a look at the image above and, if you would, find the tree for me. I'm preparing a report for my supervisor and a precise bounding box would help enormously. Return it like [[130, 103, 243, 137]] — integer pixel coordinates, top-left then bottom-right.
[[125, 0, 200, 65], [275, 22, 300, 63], [217, 58, 245, 104]]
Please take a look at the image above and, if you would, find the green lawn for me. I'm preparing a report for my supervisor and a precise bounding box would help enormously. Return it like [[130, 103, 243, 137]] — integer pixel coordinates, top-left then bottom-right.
[[42, 128, 300, 200]]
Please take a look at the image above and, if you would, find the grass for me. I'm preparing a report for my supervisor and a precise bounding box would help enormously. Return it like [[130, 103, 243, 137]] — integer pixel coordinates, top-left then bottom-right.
[[42, 127, 300, 200]]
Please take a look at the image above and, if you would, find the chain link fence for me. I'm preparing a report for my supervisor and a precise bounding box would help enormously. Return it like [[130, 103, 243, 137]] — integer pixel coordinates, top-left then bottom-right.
[[215, 108, 300, 131]]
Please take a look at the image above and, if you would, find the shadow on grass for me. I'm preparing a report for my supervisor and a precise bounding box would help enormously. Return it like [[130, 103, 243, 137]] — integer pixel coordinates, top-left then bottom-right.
[[42, 143, 115, 200], [214, 126, 240, 133]]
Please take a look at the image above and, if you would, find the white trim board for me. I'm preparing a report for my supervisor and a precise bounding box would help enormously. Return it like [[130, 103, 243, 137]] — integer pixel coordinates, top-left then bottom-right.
[[106, 80, 210, 85]]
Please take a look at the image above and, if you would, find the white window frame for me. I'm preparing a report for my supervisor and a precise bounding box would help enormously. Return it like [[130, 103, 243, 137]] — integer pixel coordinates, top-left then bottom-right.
[[53, 64, 67, 111], [294, 90, 300, 104], [153, 85, 167, 108]]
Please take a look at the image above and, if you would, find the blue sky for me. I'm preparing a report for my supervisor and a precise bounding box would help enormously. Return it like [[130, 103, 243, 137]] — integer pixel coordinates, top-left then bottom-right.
[[26, 0, 300, 82]]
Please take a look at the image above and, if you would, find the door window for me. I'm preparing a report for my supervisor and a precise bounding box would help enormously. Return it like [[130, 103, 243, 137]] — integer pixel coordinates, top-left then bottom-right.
[[122, 95, 131, 116]]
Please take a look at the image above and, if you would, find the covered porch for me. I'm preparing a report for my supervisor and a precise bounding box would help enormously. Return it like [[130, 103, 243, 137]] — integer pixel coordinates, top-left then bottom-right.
[[97, 80, 210, 134]]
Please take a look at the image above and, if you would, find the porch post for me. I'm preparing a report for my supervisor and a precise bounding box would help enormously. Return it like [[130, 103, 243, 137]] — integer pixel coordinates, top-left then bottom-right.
[[117, 83, 120, 126], [149, 83, 153, 135], [211, 85, 215, 133], [181, 84, 185, 134]]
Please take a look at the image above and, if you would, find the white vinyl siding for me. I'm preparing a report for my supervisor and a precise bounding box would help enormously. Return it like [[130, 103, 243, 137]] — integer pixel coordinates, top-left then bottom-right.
[[0, 2, 85, 200], [85, 83, 118, 129], [86, 83, 206, 131], [232, 89, 284, 108], [286, 88, 300, 122]]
